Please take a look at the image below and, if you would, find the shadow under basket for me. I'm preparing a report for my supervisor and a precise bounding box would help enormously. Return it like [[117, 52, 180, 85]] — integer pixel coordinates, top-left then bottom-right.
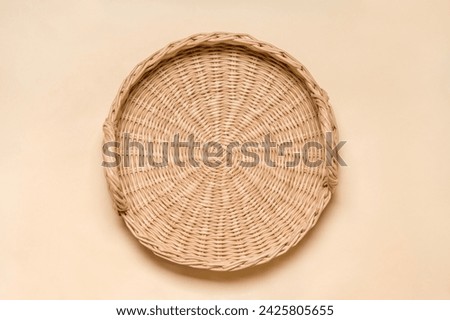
[[103, 32, 339, 271]]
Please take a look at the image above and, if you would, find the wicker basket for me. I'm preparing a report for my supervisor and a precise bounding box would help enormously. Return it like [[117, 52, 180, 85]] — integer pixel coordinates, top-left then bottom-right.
[[103, 32, 339, 271]]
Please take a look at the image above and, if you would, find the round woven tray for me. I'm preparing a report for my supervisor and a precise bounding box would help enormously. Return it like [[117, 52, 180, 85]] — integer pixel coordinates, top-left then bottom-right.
[[103, 32, 339, 271]]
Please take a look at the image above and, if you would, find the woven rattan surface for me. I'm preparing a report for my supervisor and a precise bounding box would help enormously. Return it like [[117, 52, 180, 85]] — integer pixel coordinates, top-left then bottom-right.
[[103, 32, 339, 271]]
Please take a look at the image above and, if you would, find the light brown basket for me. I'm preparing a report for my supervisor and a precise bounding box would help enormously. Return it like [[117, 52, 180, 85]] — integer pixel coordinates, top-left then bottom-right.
[[103, 32, 339, 271]]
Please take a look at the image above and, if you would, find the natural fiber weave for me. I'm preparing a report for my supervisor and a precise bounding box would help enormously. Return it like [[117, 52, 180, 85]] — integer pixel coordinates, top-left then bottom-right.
[[103, 32, 339, 271]]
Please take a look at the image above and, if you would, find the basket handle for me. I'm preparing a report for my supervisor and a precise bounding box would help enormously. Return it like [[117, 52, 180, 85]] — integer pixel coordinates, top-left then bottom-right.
[[309, 86, 339, 193], [103, 119, 128, 215], [101, 63, 148, 216]]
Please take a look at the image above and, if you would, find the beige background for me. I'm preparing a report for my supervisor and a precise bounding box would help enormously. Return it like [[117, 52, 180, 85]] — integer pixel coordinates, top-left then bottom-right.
[[1, 0, 449, 299]]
